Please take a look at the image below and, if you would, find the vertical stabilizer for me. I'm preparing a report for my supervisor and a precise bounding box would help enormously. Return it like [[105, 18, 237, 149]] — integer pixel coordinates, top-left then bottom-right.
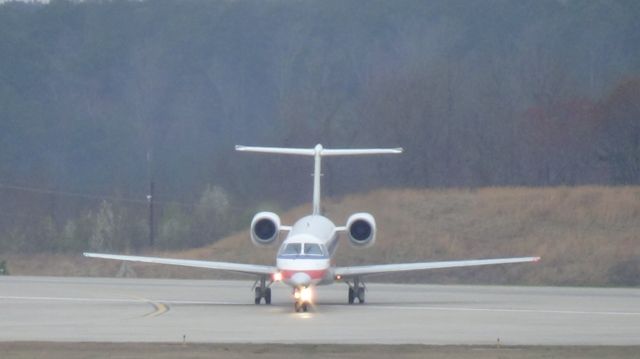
[[235, 144, 402, 215]]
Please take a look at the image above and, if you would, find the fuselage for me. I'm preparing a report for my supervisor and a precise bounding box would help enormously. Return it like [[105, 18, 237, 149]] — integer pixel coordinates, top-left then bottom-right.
[[276, 215, 338, 288]]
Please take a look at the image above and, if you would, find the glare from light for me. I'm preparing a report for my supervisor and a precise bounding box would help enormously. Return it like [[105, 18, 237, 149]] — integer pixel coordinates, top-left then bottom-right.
[[273, 272, 283, 282], [300, 287, 312, 302]]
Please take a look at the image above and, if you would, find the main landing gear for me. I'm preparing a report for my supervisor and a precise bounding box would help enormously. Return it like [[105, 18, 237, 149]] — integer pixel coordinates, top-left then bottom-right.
[[347, 277, 365, 304], [254, 275, 272, 305]]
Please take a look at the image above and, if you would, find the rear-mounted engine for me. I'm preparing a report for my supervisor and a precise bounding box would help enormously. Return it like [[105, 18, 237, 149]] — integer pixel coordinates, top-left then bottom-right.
[[346, 213, 376, 247], [250, 212, 281, 246]]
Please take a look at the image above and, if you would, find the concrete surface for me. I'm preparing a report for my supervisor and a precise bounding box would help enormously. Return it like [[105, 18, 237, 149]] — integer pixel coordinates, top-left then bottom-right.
[[0, 276, 638, 345]]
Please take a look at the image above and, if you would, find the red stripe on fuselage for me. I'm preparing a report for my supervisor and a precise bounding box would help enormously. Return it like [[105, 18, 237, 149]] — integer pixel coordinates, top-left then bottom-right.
[[281, 269, 326, 280]]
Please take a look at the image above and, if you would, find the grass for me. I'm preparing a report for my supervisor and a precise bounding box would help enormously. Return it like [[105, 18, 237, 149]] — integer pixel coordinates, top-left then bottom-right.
[[6, 186, 640, 286]]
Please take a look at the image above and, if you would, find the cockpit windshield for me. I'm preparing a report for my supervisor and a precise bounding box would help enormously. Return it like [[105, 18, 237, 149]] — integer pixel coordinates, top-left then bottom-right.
[[304, 243, 324, 256], [279, 242, 327, 257], [281, 243, 302, 255]]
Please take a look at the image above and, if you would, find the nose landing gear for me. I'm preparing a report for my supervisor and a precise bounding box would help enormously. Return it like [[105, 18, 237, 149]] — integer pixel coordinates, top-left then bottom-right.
[[294, 300, 309, 312], [293, 286, 312, 312]]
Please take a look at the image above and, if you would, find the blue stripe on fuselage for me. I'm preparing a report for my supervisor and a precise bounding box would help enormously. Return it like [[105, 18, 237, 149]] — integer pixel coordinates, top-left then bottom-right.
[[277, 255, 329, 260]]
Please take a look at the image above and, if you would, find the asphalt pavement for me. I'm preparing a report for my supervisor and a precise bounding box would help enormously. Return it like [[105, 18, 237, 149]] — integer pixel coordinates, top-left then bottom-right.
[[0, 276, 638, 345]]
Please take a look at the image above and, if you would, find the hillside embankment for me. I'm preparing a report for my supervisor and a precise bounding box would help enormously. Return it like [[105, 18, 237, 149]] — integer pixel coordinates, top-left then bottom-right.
[[6, 186, 640, 286]]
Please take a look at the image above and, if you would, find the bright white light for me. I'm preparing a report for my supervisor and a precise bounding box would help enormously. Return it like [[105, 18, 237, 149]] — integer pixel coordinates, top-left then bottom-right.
[[273, 272, 283, 282], [294, 287, 313, 303], [300, 287, 312, 303]]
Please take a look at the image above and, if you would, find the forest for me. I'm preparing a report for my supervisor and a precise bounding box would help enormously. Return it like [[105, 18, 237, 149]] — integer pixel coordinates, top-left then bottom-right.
[[0, 0, 639, 254]]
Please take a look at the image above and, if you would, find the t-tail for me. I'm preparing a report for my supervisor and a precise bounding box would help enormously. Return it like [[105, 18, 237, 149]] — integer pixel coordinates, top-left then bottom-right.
[[235, 144, 403, 215]]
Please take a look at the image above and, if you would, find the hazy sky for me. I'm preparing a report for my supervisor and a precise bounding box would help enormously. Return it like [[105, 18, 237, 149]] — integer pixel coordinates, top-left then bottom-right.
[[0, 0, 50, 4]]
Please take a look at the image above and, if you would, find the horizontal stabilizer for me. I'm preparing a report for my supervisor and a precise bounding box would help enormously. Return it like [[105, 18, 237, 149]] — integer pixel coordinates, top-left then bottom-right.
[[235, 146, 315, 156], [322, 148, 403, 156], [235, 144, 403, 156]]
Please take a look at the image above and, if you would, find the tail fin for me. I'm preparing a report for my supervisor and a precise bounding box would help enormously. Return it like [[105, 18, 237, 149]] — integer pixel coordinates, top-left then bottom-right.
[[236, 144, 402, 215]]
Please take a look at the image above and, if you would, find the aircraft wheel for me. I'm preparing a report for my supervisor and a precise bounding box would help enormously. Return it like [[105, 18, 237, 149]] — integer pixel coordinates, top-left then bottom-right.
[[265, 288, 272, 305], [254, 287, 263, 305], [357, 287, 365, 304], [348, 287, 355, 304], [294, 301, 301, 312], [302, 303, 308, 312]]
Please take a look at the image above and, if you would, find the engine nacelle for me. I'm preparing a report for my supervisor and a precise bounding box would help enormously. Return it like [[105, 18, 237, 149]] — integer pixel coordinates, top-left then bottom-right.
[[346, 213, 376, 247], [250, 212, 281, 246]]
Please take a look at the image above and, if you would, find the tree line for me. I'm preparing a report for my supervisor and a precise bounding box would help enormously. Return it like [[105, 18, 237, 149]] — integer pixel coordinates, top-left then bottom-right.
[[0, 0, 639, 253]]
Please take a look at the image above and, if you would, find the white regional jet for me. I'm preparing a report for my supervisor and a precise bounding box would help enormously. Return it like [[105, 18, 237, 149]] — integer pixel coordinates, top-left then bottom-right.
[[85, 144, 540, 312]]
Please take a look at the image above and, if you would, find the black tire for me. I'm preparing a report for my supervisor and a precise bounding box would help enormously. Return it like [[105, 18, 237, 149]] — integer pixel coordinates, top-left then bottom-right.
[[265, 288, 272, 305], [294, 301, 301, 312], [357, 287, 365, 304], [348, 287, 355, 304], [302, 303, 308, 312], [254, 287, 262, 305]]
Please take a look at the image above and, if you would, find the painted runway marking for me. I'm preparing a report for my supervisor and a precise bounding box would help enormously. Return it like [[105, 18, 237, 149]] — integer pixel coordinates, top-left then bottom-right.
[[3, 295, 639, 317], [143, 301, 169, 317], [0, 295, 245, 306], [360, 304, 640, 317], [127, 295, 171, 318], [0, 295, 145, 304]]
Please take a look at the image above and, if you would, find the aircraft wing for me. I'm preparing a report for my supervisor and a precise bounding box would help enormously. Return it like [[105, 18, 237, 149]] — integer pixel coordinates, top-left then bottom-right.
[[83, 253, 277, 276], [334, 256, 540, 277]]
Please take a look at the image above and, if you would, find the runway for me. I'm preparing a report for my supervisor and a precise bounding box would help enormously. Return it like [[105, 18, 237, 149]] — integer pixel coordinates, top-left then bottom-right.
[[0, 276, 638, 345]]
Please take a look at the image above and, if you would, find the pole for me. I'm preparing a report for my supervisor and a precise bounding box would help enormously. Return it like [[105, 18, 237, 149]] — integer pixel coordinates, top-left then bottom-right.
[[147, 150, 155, 247], [148, 180, 155, 247]]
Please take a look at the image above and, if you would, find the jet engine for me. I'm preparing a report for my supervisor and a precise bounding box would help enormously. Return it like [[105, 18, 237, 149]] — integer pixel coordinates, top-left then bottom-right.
[[346, 213, 376, 247], [250, 212, 281, 246]]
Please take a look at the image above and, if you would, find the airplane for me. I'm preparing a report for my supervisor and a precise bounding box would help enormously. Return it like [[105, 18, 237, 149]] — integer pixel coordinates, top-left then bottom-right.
[[84, 144, 540, 312]]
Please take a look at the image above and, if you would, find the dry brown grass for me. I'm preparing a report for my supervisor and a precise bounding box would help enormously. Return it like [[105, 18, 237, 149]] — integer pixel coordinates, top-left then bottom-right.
[[6, 186, 640, 286]]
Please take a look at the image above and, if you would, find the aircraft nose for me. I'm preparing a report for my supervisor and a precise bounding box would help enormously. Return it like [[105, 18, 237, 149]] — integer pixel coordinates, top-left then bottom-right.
[[290, 272, 311, 287]]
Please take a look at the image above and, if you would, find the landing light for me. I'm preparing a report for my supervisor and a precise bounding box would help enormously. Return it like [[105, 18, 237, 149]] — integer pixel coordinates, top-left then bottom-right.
[[294, 287, 313, 302], [273, 272, 283, 282], [300, 287, 312, 302]]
